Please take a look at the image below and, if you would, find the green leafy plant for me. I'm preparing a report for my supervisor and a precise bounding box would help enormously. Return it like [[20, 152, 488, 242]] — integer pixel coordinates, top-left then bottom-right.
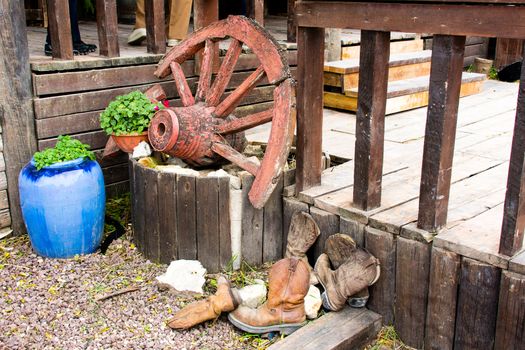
[[33, 135, 95, 170], [99, 91, 165, 136]]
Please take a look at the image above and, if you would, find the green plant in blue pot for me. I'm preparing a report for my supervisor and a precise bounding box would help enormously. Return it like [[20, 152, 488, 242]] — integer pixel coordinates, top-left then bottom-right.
[[18, 136, 105, 258]]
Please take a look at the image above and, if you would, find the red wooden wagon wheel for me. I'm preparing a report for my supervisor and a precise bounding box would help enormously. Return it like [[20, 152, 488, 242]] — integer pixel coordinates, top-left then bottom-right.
[[149, 16, 295, 209]]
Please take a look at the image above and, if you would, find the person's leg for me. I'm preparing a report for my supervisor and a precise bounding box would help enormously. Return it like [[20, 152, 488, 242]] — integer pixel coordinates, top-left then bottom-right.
[[128, 0, 147, 45], [69, 0, 97, 53], [167, 0, 192, 45]]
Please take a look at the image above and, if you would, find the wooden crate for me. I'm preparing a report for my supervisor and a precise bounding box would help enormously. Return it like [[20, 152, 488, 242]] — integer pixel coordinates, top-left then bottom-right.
[[129, 158, 287, 272]]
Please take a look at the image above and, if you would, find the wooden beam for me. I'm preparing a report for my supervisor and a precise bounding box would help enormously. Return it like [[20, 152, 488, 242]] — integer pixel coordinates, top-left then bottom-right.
[[287, 0, 297, 42], [353, 30, 390, 211], [500, 48, 525, 256], [96, 0, 120, 57], [145, 0, 165, 54], [193, 0, 219, 74], [295, 26, 324, 193], [247, 0, 264, 27], [0, 0, 38, 234], [418, 35, 465, 231], [295, 2, 525, 39], [495, 38, 524, 69], [47, 0, 74, 59]]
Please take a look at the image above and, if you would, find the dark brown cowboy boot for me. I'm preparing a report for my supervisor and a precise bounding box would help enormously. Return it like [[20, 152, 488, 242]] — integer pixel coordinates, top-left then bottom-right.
[[228, 258, 309, 334], [284, 211, 320, 284], [168, 275, 241, 329], [315, 248, 380, 311]]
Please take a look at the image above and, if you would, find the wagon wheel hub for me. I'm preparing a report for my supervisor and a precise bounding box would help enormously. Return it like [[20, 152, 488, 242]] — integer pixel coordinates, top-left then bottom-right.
[[148, 16, 295, 208]]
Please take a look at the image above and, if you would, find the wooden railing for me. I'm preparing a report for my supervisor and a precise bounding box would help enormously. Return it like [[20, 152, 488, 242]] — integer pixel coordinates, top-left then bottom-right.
[[45, 0, 266, 59], [294, 0, 525, 256]]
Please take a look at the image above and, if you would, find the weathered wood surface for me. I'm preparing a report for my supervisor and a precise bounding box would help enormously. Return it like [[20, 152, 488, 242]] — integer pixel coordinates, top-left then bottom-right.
[[418, 35, 466, 231], [176, 174, 197, 260], [495, 38, 524, 69], [341, 38, 424, 61], [295, 2, 525, 39], [218, 176, 231, 269], [454, 257, 501, 350], [340, 217, 365, 248], [263, 176, 284, 263], [46, 0, 73, 59], [241, 173, 264, 266], [282, 197, 310, 255], [95, 0, 119, 58], [309, 207, 339, 262], [268, 307, 382, 350], [145, 0, 165, 54], [494, 271, 525, 350], [500, 49, 525, 256], [143, 167, 160, 262], [364, 227, 396, 325], [424, 247, 460, 350], [353, 30, 390, 211], [131, 163, 146, 253], [296, 26, 324, 192], [510, 250, 525, 275], [196, 177, 220, 272], [394, 237, 431, 349], [158, 172, 178, 263], [1, 0, 38, 233], [287, 0, 296, 42]]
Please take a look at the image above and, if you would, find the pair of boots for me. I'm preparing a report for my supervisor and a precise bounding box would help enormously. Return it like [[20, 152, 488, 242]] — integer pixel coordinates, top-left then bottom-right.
[[168, 257, 309, 335]]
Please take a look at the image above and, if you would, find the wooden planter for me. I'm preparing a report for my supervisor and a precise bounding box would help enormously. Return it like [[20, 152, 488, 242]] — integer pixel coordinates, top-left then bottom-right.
[[129, 158, 291, 272]]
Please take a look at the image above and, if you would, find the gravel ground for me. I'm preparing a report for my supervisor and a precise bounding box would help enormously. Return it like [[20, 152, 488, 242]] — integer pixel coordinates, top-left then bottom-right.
[[0, 234, 274, 350]]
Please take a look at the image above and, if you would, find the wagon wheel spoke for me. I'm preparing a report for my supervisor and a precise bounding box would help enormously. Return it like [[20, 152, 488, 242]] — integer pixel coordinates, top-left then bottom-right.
[[215, 108, 274, 135], [195, 39, 217, 102], [214, 65, 266, 118], [170, 61, 195, 107], [211, 142, 260, 176], [206, 39, 243, 107]]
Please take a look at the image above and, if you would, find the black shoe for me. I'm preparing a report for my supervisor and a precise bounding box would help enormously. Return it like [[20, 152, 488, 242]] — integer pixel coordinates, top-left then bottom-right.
[[74, 41, 97, 54], [44, 43, 80, 56]]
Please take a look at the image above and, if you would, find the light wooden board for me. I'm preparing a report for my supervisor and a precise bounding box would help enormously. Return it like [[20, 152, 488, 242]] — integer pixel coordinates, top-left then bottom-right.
[[341, 38, 424, 60]]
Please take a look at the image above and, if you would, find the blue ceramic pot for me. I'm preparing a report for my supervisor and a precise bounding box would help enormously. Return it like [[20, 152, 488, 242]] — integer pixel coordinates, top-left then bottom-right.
[[18, 157, 105, 258]]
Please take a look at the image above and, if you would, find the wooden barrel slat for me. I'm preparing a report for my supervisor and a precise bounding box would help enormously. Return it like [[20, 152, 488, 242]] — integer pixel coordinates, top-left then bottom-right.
[[158, 172, 178, 263], [196, 176, 220, 273], [176, 174, 197, 260], [143, 167, 160, 262]]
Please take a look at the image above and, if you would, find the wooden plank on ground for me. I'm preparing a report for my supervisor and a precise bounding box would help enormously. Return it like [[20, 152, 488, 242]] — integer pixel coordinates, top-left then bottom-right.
[[494, 270, 525, 349], [365, 227, 396, 325], [268, 307, 382, 350], [218, 176, 231, 270], [176, 174, 197, 259], [241, 173, 263, 266], [309, 207, 339, 263], [395, 237, 431, 349], [143, 167, 160, 262], [454, 257, 501, 350], [263, 175, 283, 263], [158, 172, 178, 263], [196, 176, 220, 272], [282, 197, 310, 255], [424, 247, 460, 350]]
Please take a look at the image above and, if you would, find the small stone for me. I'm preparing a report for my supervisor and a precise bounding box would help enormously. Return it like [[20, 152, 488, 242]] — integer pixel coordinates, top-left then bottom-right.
[[132, 141, 152, 159], [165, 157, 188, 168], [237, 279, 266, 308], [304, 285, 322, 319], [155, 260, 207, 293], [155, 165, 200, 177]]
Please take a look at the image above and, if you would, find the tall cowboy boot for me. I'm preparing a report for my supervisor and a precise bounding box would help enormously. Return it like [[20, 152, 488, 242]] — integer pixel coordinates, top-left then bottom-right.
[[315, 248, 380, 312], [228, 258, 310, 335], [284, 211, 320, 285], [324, 234, 371, 307], [167, 275, 241, 329]]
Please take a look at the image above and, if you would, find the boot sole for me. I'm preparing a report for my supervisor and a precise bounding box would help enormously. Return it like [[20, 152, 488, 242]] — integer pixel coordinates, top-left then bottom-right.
[[227, 313, 306, 335]]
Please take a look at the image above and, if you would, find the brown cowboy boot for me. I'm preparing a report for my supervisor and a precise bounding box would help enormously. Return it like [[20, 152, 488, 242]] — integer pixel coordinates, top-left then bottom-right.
[[315, 248, 380, 311], [228, 257, 309, 334], [324, 233, 370, 307], [284, 211, 320, 285], [167, 275, 241, 329]]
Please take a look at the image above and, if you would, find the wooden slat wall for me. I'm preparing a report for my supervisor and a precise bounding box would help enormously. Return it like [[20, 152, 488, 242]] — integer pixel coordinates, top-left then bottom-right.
[[31, 49, 297, 195]]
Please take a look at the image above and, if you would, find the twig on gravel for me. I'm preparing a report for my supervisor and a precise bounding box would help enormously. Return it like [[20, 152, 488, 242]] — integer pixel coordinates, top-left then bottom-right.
[[95, 286, 140, 302]]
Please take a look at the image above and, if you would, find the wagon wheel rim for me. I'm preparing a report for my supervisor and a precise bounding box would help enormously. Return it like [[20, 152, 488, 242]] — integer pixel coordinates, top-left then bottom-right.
[[153, 16, 295, 209]]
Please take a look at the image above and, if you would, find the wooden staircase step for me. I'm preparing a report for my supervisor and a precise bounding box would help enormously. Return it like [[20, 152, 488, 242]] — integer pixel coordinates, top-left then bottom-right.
[[325, 50, 432, 92], [324, 72, 486, 115], [268, 307, 382, 350]]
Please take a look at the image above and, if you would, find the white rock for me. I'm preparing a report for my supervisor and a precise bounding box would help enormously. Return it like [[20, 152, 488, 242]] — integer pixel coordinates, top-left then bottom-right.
[[155, 260, 207, 293], [304, 285, 322, 319], [132, 141, 152, 159], [238, 279, 267, 308], [156, 165, 200, 176], [207, 169, 229, 178], [166, 157, 188, 168], [207, 169, 242, 190]]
